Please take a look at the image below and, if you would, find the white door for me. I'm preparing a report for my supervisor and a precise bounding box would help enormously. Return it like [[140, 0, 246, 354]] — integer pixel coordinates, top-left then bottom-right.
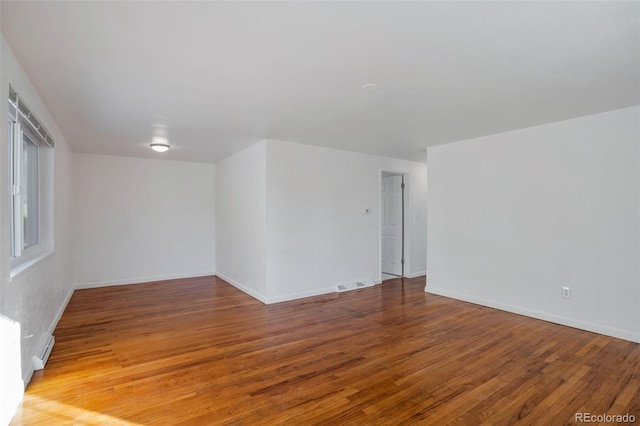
[[381, 174, 403, 276]]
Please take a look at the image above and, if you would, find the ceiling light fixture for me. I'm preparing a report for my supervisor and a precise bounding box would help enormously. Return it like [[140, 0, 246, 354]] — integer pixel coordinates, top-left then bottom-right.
[[361, 83, 379, 92], [150, 137, 170, 153]]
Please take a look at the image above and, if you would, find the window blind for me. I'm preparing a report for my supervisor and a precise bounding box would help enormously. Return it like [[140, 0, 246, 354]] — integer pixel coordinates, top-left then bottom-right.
[[8, 85, 55, 148]]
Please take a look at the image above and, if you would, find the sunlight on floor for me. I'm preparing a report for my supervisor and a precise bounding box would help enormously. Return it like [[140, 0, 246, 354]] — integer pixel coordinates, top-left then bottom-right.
[[12, 395, 140, 426]]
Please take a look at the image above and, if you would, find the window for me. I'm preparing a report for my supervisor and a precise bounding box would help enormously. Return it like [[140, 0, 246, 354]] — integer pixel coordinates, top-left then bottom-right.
[[8, 86, 54, 267], [10, 129, 40, 257], [21, 134, 40, 250]]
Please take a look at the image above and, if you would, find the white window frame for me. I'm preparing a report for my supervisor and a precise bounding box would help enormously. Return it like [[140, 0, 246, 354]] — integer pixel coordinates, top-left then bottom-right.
[[9, 120, 24, 258], [8, 87, 54, 277], [10, 121, 42, 259]]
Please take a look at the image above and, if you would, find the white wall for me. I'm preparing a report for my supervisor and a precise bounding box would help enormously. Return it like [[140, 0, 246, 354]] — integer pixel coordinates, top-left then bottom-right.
[[426, 106, 640, 342], [73, 154, 215, 288], [264, 140, 427, 303], [0, 35, 75, 417], [215, 141, 267, 299]]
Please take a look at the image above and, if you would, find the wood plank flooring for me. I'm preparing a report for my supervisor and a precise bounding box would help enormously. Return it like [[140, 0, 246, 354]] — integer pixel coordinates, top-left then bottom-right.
[[10, 276, 640, 425]]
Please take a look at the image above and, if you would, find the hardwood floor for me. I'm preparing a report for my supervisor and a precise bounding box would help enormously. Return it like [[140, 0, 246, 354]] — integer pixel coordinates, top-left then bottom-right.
[[11, 276, 640, 425]]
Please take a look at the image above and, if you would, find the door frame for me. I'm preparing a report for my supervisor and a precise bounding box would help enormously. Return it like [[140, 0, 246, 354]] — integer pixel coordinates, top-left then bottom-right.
[[379, 168, 411, 281]]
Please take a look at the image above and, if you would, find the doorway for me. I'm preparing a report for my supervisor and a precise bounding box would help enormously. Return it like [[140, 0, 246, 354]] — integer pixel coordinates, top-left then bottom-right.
[[381, 172, 405, 280]]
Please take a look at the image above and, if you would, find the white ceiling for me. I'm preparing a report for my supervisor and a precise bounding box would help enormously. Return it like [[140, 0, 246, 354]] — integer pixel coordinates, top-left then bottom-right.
[[1, 1, 638, 164]]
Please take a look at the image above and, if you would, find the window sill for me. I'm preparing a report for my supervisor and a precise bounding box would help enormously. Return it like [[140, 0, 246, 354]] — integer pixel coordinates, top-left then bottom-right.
[[10, 249, 54, 281]]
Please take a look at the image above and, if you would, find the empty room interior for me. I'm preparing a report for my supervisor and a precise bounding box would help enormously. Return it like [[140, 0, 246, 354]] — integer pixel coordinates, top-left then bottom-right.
[[1, 1, 639, 425]]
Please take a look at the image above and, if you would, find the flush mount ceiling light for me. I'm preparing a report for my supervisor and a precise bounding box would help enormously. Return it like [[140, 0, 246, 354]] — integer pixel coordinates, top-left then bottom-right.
[[361, 83, 379, 92], [150, 137, 170, 153]]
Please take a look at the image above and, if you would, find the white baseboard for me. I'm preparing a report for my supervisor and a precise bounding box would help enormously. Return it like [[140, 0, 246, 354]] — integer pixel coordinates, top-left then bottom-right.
[[214, 272, 268, 304], [262, 275, 381, 304], [75, 271, 216, 289], [48, 286, 74, 336], [215, 273, 377, 305], [264, 286, 337, 304], [406, 271, 426, 279], [426, 286, 640, 343], [22, 284, 75, 388]]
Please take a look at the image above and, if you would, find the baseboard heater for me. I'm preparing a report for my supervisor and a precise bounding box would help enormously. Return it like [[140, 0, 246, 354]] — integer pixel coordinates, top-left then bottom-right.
[[337, 279, 374, 292], [32, 334, 55, 370]]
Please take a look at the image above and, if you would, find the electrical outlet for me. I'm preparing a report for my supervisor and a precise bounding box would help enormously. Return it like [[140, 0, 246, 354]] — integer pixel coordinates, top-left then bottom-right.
[[562, 286, 571, 299]]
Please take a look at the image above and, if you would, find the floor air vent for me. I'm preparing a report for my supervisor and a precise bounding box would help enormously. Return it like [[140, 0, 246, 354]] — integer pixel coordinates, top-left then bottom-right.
[[32, 334, 55, 370], [336, 279, 374, 292]]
